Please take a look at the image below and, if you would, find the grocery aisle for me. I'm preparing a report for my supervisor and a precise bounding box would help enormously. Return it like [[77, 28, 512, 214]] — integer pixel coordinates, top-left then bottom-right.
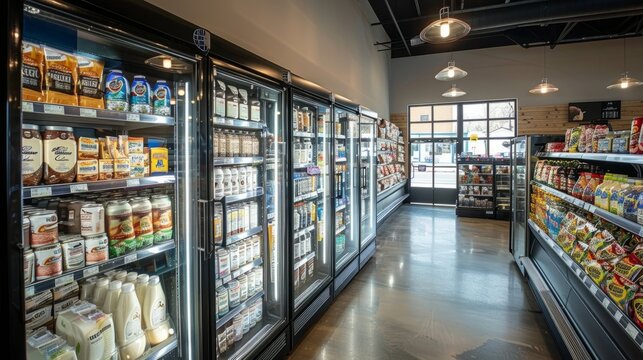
[[289, 205, 561, 360]]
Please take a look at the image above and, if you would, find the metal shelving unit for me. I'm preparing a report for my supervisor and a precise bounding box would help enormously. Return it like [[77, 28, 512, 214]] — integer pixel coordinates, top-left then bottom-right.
[[24, 175, 176, 199]]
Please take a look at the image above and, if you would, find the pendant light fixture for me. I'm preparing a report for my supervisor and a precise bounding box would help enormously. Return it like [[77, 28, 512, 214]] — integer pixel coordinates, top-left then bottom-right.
[[420, 5, 471, 44], [435, 56, 467, 81], [529, 47, 558, 94], [607, 38, 643, 90], [442, 84, 466, 98]]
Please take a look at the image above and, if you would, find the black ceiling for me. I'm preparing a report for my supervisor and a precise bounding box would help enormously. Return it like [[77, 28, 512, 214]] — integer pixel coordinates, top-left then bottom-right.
[[369, 0, 643, 58]]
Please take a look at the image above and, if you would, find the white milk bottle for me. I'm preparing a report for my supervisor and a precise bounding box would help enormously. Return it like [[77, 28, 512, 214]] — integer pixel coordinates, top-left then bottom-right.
[[92, 277, 110, 308], [102, 280, 122, 315], [143, 275, 170, 345], [115, 283, 146, 358], [230, 167, 239, 195], [135, 274, 149, 317], [223, 168, 232, 196], [80, 277, 97, 301], [214, 167, 224, 199], [125, 272, 138, 284], [114, 270, 127, 282]]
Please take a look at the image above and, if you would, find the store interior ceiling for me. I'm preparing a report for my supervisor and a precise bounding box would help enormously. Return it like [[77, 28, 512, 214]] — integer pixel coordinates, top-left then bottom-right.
[[369, 0, 643, 58]]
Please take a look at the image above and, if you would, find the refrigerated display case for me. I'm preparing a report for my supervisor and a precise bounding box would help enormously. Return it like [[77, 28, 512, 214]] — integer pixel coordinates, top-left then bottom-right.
[[359, 107, 377, 268], [494, 159, 511, 220], [456, 158, 495, 218], [332, 98, 361, 296], [210, 65, 288, 359], [10, 1, 204, 358]]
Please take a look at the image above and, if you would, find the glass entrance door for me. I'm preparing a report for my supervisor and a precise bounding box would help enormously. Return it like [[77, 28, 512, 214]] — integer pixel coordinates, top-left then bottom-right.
[[409, 139, 458, 204]]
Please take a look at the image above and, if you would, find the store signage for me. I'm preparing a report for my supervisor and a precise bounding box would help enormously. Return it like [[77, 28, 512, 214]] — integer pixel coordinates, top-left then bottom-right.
[[568, 101, 621, 122]]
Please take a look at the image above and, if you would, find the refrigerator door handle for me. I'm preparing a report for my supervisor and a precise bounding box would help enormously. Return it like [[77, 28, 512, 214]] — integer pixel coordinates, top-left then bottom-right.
[[197, 199, 213, 257]]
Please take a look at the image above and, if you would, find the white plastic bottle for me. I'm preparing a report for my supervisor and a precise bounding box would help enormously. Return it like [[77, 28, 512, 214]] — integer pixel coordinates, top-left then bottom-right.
[[126, 272, 138, 284], [223, 168, 232, 196], [246, 166, 254, 189], [214, 167, 224, 199], [230, 167, 239, 195], [114, 283, 146, 359], [102, 280, 122, 315], [238, 166, 247, 193], [135, 274, 149, 315], [143, 275, 170, 345], [114, 270, 127, 283], [92, 277, 110, 308]]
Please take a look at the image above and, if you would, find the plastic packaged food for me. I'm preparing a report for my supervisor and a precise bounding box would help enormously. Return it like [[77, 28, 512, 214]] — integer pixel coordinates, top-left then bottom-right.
[[584, 259, 613, 285], [613, 253, 643, 281], [583, 125, 595, 153], [571, 173, 590, 199], [568, 127, 581, 152], [77, 56, 104, 109], [613, 131, 630, 154], [631, 291, 643, 331], [576, 222, 598, 243], [604, 273, 639, 311], [597, 133, 613, 153], [570, 241, 590, 263], [43, 47, 78, 105], [591, 125, 609, 152], [630, 117, 643, 154], [578, 125, 589, 152], [623, 180, 643, 222], [581, 174, 602, 204], [22, 42, 45, 102], [556, 229, 576, 253]]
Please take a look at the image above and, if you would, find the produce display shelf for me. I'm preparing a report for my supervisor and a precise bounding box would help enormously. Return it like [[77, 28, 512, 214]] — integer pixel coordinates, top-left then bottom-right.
[[532, 181, 643, 237], [213, 156, 263, 166], [528, 219, 643, 349], [215, 258, 263, 288], [536, 152, 643, 165], [213, 116, 265, 130], [215, 187, 263, 203], [25, 241, 175, 296], [24, 175, 175, 199], [216, 290, 264, 327]]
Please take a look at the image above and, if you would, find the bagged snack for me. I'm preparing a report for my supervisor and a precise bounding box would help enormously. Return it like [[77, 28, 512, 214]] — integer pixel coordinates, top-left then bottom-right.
[[572, 173, 590, 199], [630, 291, 643, 330], [564, 129, 572, 152], [630, 117, 643, 154], [592, 125, 609, 152], [582, 174, 602, 204], [22, 42, 45, 102], [604, 273, 639, 311], [614, 254, 643, 281], [588, 230, 616, 251], [585, 259, 614, 285], [613, 131, 630, 154], [128, 137, 144, 154], [77, 56, 104, 108], [571, 241, 590, 263], [561, 212, 581, 233], [77, 137, 99, 160], [578, 125, 588, 152], [556, 229, 576, 253], [43, 47, 78, 105], [595, 242, 626, 261], [568, 127, 581, 152], [99, 137, 111, 159], [576, 222, 598, 243], [584, 125, 595, 153]]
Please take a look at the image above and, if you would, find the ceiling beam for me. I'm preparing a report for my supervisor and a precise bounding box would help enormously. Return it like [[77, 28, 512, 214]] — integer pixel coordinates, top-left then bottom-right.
[[550, 22, 577, 48], [383, 0, 411, 56], [413, 0, 421, 16]]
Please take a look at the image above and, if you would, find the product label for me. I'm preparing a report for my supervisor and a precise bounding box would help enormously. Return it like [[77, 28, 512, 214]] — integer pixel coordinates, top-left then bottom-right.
[[251, 104, 261, 122], [62, 240, 85, 269], [30, 213, 58, 247], [22, 135, 42, 175], [152, 205, 173, 243], [131, 81, 150, 105], [22, 48, 41, 92], [78, 137, 99, 159], [77, 160, 98, 175], [46, 65, 74, 95], [125, 311, 142, 340], [106, 77, 127, 101], [85, 235, 108, 264], [132, 210, 154, 249], [151, 301, 167, 328], [44, 137, 77, 173]]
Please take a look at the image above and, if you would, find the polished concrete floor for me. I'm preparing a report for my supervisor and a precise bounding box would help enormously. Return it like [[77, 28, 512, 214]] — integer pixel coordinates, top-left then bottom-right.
[[289, 205, 561, 360]]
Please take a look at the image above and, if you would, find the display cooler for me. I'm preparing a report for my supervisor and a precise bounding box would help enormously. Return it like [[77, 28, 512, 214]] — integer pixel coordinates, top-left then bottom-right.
[[456, 157, 496, 218], [6, 0, 206, 358], [287, 75, 333, 345], [494, 158, 511, 220], [358, 107, 377, 269]]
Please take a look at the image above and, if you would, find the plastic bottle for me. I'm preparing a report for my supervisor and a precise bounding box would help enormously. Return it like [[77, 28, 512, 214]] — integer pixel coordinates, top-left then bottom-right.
[[143, 275, 169, 345], [223, 168, 232, 196], [294, 139, 302, 165], [114, 283, 144, 352], [238, 166, 247, 193], [114, 270, 127, 283], [102, 280, 122, 315], [214, 167, 224, 199], [135, 274, 149, 310], [230, 167, 239, 195], [126, 272, 138, 284], [92, 277, 110, 308], [637, 192, 643, 225]]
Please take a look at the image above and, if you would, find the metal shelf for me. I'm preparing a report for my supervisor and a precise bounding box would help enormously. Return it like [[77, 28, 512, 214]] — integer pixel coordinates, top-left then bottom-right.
[[23, 175, 176, 199], [293, 131, 315, 138], [293, 251, 316, 270], [335, 204, 346, 212], [457, 206, 494, 210], [22, 101, 174, 130], [497, 186, 511, 191], [459, 183, 493, 186], [294, 224, 316, 238], [213, 116, 265, 130], [25, 241, 175, 296], [528, 219, 643, 348], [140, 335, 178, 360], [227, 226, 263, 246], [293, 162, 316, 169], [377, 138, 397, 144], [335, 158, 347, 162], [377, 180, 407, 199], [215, 258, 263, 288], [459, 194, 493, 197], [462, 173, 493, 176], [377, 173, 400, 182], [532, 181, 643, 237], [213, 157, 263, 166], [216, 290, 264, 327], [294, 191, 319, 202], [536, 152, 643, 165], [335, 225, 346, 235], [216, 188, 263, 203], [335, 134, 346, 139]]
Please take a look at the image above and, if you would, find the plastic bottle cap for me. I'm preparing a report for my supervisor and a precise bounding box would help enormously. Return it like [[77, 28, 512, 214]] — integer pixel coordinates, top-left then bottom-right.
[[122, 283, 135, 293], [97, 278, 110, 287], [109, 280, 122, 290], [137, 274, 149, 283], [149, 275, 160, 285]]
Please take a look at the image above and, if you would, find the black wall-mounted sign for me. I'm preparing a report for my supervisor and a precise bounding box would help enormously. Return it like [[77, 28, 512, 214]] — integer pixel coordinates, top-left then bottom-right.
[[568, 101, 621, 122]]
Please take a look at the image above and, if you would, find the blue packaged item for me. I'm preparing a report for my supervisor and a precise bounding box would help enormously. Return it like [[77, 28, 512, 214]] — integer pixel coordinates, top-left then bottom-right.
[[104, 70, 129, 111], [130, 75, 151, 114], [152, 80, 171, 116]]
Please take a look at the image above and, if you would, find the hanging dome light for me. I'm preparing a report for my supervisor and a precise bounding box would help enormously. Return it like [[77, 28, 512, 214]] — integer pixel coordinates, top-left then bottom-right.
[[607, 73, 643, 89], [529, 78, 559, 94], [435, 60, 467, 81], [442, 84, 466, 98], [420, 6, 471, 44]]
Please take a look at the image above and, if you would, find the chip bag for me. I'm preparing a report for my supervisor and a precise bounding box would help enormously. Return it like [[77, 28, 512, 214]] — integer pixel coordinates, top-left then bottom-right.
[[77, 56, 104, 109], [614, 254, 643, 281], [585, 259, 613, 285], [44, 47, 78, 105], [604, 273, 639, 311], [630, 291, 643, 330], [22, 42, 45, 102]]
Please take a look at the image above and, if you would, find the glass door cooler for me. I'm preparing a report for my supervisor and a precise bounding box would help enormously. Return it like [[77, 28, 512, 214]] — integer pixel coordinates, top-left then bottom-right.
[[332, 98, 361, 296], [210, 65, 288, 359], [455, 158, 495, 218], [494, 159, 511, 220], [13, 2, 203, 359], [358, 107, 377, 268], [289, 82, 333, 344]]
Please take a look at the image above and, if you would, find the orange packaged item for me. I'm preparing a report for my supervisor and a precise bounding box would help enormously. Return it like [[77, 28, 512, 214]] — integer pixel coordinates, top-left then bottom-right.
[[22, 42, 45, 102], [43, 47, 78, 106], [98, 137, 111, 159], [76, 56, 104, 109]]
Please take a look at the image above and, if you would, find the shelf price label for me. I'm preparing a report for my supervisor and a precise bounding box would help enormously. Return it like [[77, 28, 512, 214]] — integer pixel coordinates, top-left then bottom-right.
[[614, 312, 623, 321], [638, 227, 643, 237], [602, 298, 611, 308], [79, 108, 97, 118], [44, 104, 65, 115], [126, 179, 140, 187], [55, 274, 74, 287], [625, 323, 639, 339], [124, 253, 137, 264], [83, 266, 99, 278], [70, 183, 88, 193], [31, 187, 52, 198], [22, 102, 34, 112], [126, 113, 140, 121]]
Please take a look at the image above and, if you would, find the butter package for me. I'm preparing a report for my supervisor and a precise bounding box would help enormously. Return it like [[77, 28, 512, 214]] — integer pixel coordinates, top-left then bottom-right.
[[77, 137, 99, 160], [129, 153, 146, 178], [114, 158, 130, 179], [99, 159, 114, 180], [52, 281, 79, 302], [22, 42, 45, 102], [150, 147, 169, 175], [43, 47, 78, 106], [77, 56, 104, 109], [76, 159, 99, 182], [128, 136, 144, 154]]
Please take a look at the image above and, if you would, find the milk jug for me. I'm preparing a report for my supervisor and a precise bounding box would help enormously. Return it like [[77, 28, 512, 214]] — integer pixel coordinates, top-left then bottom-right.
[[143, 275, 170, 345], [114, 283, 147, 359], [102, 280, 122, 315], [135, 274, 149, 314], [92, 278, 110, 308]]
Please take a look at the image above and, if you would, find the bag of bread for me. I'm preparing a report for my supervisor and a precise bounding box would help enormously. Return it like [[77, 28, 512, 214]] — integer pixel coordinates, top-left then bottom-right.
[[43, 47, 78, 106], [22, 42, 45, 102], [77, 56, 104, 109]]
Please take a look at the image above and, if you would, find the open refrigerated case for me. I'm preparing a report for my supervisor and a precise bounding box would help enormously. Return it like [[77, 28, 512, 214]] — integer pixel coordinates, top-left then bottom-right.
[[210, 63, 288, 359], [332, 97, 361, 297], [10, 1, 205, 358], [288, 78, 334, 345], [359, 107, 377, 268]]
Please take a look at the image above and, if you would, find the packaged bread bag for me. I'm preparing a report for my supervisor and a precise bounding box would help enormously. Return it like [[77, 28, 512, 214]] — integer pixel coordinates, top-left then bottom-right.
[[22, 42, 45, 102], [43, 47, 78, 106], [77, 56, 104, 109]]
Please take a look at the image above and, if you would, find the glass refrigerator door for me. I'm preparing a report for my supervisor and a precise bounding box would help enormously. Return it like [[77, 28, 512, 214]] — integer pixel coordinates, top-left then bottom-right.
[[511, 138, 527, 263], [21, 6, 198, 359], [212, 69, 286, 358], [359, 117, 376, 249], [334, 110, 360, 271], [291, 96, 332, 311], [495, 164, 511, 212]]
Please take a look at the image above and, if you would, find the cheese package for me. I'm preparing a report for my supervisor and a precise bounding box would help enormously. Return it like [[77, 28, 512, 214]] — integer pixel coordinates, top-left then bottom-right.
[[77, 137, 99, 160], [43, 47, 78, 106], [150, 147, 169, 175], [129, 153, 146, 178], [22, 42, 45, 102], [77, 56, 104, 109], [99, 137, 111, 159], [128, 136, 144, 154], [114, 158, 130, 179], [52, 281, 80, 302], [76, 160, 99, 182], [99, 159, 114, 180], [26, 305, 53, 332], [53, 297, 79, 318]]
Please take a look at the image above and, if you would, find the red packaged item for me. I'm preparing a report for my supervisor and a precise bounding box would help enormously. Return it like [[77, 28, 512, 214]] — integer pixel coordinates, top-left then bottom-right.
[[629, 117, 643, 154], [592, 125, 609, 152], [584, 126, 595, 153], [545, 142, 565, 152], [564, 129, 572, 152], [604, 273, 639, 311], [578, 125, 588, 152]]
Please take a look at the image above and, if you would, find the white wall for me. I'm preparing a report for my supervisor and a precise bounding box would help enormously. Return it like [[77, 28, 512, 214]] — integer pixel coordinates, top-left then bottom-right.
[[389, 37, 643, 114], [146, 0, 390, 116]]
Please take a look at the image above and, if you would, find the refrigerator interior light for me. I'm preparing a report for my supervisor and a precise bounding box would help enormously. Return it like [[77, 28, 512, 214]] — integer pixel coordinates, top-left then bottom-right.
[[145, 55, 190, 73], [273, 102, 280, 302]]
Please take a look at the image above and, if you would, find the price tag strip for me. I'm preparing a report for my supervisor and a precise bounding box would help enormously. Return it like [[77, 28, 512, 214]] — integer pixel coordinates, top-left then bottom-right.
[[79, 108, 97, 118], [70, 183, 88, 193], [44, 104, 65, 115], [30, 187, 52, 198], [124, 253, 137, 264]]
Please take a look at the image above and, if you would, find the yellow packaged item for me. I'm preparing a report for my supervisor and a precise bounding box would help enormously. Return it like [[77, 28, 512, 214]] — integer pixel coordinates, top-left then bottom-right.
[[99, 159, 114, 180], [150, 147, 168, 175], [77, 56, 104, 109], [113, 158, 130, 179], [129, 153, 146, 178], [22, 42, 45, 102], [98, 137, 111, 159], [43, 47, 78, 106]]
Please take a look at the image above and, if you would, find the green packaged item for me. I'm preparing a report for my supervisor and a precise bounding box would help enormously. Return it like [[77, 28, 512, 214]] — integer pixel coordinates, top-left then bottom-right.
[[604, 273, 639, 311], [585, 259, 613, 285]]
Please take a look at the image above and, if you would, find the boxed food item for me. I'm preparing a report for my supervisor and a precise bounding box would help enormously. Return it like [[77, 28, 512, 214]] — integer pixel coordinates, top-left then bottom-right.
[[99, 159, 114, 180], [43, 47, 78, 106], [77, 56, 105, 109], [22, 42, 45, 102], [129, 153, 146, 178], [52, 281, 80, 302], [114, 158, 130, 179], [77, 137, 99, 160], [76, 159, 99, 182], [150, 147, 168, 175], [128, 136, 144, 154]]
